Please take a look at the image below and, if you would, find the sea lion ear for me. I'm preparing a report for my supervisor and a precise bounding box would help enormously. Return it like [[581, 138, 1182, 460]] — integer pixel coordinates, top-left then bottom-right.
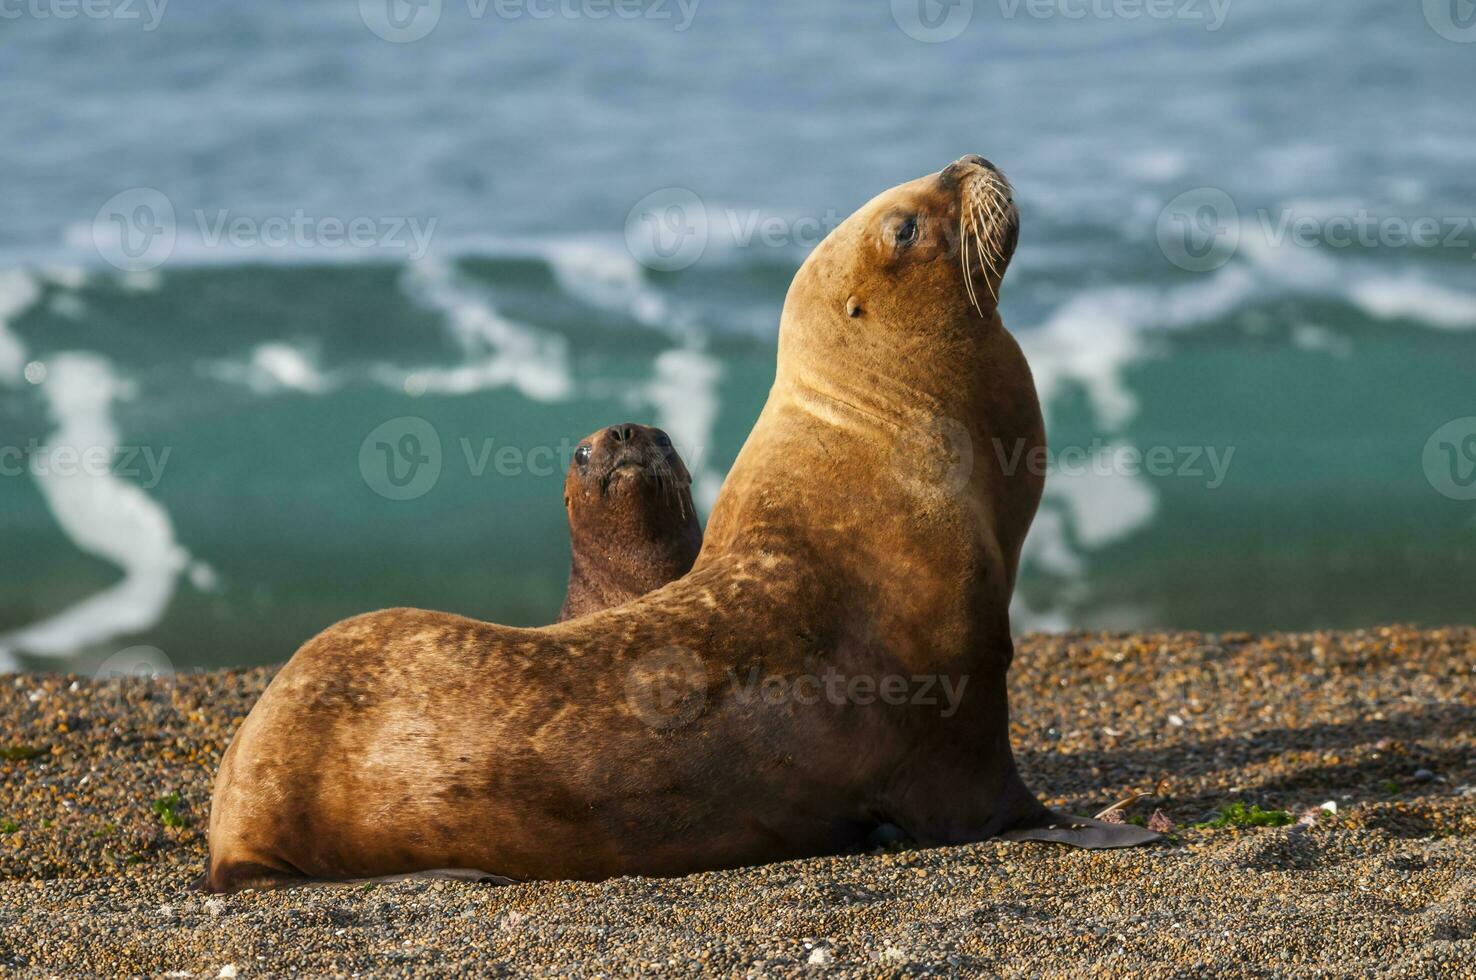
[[845, 295, 863, 318], [996, 810, 1162, 850]]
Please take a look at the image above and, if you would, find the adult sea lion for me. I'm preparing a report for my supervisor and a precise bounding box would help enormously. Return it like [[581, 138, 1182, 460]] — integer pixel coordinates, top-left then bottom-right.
[[559, 422, 702, 621], [205, 155, 1157, 893]]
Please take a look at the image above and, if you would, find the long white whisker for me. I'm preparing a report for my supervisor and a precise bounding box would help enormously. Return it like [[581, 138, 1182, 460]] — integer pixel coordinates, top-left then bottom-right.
[[960, 210, 981, 315], [972, 203, 1000, 302], [973, 202, 1003, 267]]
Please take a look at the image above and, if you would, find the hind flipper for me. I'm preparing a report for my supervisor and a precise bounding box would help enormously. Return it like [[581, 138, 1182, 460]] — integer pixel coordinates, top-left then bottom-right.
[[997, 810, 1162, 849], [203, 862, 515, 893], [201, 860, 313, 893], [339, 868, 517, 886]]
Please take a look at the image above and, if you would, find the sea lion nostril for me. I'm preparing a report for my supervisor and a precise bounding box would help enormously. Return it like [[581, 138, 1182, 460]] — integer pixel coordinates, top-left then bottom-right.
[[960, 154, 995, 172], [608, 424, 639, 444]]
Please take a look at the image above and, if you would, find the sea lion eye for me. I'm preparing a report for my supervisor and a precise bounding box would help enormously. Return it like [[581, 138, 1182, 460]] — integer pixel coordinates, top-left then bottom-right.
[[654, 431, 672, 448], [895, 216, 918, 246], [575, 444, 591, 467]]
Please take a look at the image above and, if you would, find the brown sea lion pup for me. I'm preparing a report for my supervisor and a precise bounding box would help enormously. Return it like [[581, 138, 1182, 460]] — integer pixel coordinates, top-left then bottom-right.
[[559, 422, 702, 621], [204, 155, 1156, 893]]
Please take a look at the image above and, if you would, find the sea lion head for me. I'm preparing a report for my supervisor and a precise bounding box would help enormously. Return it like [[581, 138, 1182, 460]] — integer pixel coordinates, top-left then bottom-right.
[[564, 421, 699, 548], [560, 422, 703, 621], [776, 155, 1020, 398]]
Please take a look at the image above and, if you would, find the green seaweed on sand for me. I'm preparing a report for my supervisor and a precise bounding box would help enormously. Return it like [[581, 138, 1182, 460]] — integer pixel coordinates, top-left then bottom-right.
[[1381, 779, 1402, 796], [0, 745, 43, 761], [152, 792, 189, 829], [0, 819, 19, 834], [1194, 803, 1293, 829]]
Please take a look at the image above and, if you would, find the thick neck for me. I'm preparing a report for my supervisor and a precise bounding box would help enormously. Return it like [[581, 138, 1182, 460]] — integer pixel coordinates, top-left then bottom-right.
[[774, 287, 1007, 429], [560, 486, 701, 620], [702, 308, 1042, 670]]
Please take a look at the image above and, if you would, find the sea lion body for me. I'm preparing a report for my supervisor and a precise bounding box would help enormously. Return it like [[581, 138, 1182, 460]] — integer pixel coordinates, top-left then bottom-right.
[[205, 157, 1154, 892], [558, 423, 701, 621]]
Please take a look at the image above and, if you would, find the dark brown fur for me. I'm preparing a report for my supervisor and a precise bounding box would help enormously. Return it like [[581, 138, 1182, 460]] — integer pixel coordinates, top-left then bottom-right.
[[204, 157, 1156, 893], [558, 423, 702, 621]]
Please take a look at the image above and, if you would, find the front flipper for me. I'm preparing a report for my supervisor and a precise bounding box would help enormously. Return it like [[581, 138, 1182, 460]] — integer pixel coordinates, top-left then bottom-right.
[[343, 868, 517, 886], [997, 810, 1161, 849]]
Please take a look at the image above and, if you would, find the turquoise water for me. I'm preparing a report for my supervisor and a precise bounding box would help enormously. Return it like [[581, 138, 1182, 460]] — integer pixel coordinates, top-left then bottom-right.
[[1, 1, 1473, 671]]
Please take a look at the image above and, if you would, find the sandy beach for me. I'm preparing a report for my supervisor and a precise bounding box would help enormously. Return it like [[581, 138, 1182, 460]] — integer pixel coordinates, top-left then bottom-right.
[[1, 625, 1472, 977]]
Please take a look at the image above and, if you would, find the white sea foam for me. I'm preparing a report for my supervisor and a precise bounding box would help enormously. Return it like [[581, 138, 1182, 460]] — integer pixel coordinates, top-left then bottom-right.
[[644, 346, 725, 513], [204, 249, 655, 404], [1121, 150, 1189, 183], [1020, 290, 1151, 432], [1012, 269, 1254, 627], [399, 259, 572, 402], [451, 233, 710, 342], [1017, 444, 1160, 635], [48, 293, 88, 321], [1291, 323, 1353, 358], [1011, 219, 1461, 630], [210, 342, 337, 395], [1008, 215, 1476, 630], [1009, 598, 1072, 636], [121, 270, 163, 293], [1047, 445, 1159, 550], [1020, 508, 1083, 579], [1350, 276, 1476, 330], [542, 239, 695, 339], [0, 354, 193, 667], [1238, 224, 1341, 288], [0, 269, 42, 386]]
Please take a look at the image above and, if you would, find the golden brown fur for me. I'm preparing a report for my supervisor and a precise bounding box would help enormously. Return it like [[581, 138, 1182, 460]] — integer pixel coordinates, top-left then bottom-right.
[[204, 157, 1154, 893]]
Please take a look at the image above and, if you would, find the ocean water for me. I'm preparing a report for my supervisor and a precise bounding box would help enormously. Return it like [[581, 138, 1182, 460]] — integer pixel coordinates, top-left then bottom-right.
[[1, 0, 1473, 672]]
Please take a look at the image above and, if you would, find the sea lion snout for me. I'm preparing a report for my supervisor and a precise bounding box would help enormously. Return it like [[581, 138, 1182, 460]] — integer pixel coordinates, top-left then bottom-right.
[[605, 423, 640, 445], [581, 423, 680, 487], [938, 154, 998, 188]]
